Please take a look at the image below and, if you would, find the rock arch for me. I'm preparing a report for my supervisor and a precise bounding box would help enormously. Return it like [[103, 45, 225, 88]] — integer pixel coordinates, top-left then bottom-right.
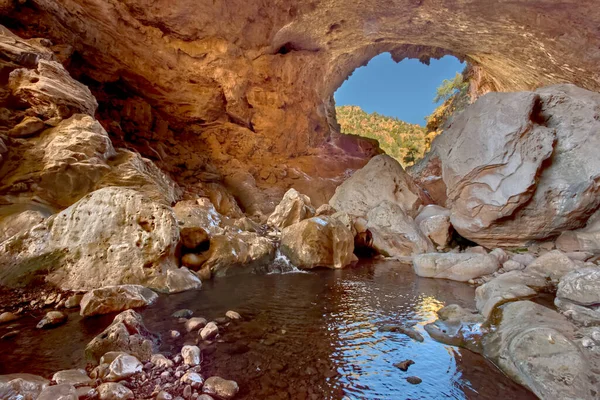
[[3, 0, 600, 210]]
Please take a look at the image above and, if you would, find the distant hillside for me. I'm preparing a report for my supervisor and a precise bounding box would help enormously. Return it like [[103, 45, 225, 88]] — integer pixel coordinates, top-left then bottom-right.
[[336, 106, 436, 167]]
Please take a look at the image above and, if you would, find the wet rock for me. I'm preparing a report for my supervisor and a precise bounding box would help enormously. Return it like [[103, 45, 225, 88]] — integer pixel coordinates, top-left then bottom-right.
[[394, 359, 414, 372], [106, 353, 143, 381], [185, 317, 208, 332], [413, 253, 499, 282], [0, 311, 18, 324], [267, 188, 315, 229], [52, 369, 92, 386], [202, 231, 276, 277], [173, 309, 193, 319], [425, 304, 485, 353], [475, 272, 539, 319], [80, 285, 158, 317], [379, 324, 424, 342], [484, 301, 596, 399], [225, 310, 241, 320], [366, 201, 434, 257], [555, 267, 600, 326], [0, 210, 46, 243], [329, 154, 428, 218], [200, 322, 219, 340], [37, 383, 77, 400], [37, 311, 67, 329], [202, 377, 239, 400], [0, 373, 49, 400], [85, 310, 157, 364], [1, 330, 19, 340], [0, 187, 182, 292], [64, 294, 83, 308], [406, 376, 422, 385], [181, 345, 201, 366], [280, 216, 355, 269], [97, 382, 134, 400], [151, 354, 174, 368]]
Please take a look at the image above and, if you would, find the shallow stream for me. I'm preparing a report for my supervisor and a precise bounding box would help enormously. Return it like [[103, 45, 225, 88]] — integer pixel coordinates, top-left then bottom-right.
[[0, 260, 535, 399]]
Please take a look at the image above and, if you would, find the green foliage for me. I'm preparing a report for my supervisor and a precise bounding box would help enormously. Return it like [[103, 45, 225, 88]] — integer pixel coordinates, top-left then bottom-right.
[[433, 72, 468, 104], [336, 106, 429, 167]]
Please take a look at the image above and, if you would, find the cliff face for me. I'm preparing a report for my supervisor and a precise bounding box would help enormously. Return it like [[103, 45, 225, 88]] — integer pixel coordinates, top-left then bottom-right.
[[2, 0, 600, 213]]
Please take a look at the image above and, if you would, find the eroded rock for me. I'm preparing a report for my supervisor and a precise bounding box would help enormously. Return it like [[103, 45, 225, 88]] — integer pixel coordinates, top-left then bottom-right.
[[80, 285, 158, 317], [202, 377, 239, 400], [413, 253, 499, 282], [267, 188, 315, 229], [0, 373, 49, 400]]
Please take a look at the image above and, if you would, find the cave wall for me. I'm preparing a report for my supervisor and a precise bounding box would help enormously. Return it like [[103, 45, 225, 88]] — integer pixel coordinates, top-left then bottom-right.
[[2, 0, 599, 213]]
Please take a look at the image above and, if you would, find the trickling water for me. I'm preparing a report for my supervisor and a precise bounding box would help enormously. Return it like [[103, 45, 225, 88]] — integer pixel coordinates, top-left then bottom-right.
[[268, 249, 307, 274], [0, 260, 535, 399]]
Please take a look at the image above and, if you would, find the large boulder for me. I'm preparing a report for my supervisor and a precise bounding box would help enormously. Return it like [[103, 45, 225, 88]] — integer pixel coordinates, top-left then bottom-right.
[[280, 216, 355, 269], [366, 201, 433, 257], [329, 154, 428, 218], [483, 301, 596, 399], [524, 250, 579, 286], [0, 187, 190, 292], [200, 231, 276, 278], [267, 188, 315, 229], [556, 210, 600, 253], [555, 267, 600, 326], [414, 205, 452, 248], [173, 198, 223, 236], [413, 253, 499, 282], [474, 271, 539, 319], [80, 285, 159, 317], [85, 310, 157, 364], [433, 85, 600, 246]]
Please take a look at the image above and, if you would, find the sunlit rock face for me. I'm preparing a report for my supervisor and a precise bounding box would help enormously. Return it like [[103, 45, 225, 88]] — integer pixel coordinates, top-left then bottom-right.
[[3, 0, 599, 212]]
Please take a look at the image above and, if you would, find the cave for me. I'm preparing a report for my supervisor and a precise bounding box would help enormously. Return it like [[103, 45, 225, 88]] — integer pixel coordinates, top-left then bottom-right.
[[1, 1, 600, 399]]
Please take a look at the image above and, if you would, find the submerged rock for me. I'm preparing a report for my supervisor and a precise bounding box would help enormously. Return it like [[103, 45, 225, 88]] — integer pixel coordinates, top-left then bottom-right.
[[0, 312, 18, 324], [329, 154, 428, 218], [413, 253, 499, 282], [79, 285, 158, 317], [36, 311, 67, 329], [366, 201, 433, 257], [483, 301, 596, 399], [424, 304, 485, 353], [280, 216, 355, 269], [475, 272, 539, 319], [267, 188, 315, 229]]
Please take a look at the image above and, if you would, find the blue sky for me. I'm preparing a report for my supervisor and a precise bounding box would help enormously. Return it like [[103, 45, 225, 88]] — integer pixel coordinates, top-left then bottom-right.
[[334, 54, 465, 126]]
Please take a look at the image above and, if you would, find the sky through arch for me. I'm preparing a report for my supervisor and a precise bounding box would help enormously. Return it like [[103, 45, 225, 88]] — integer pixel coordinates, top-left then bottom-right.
[[334, 53, 465, 126]]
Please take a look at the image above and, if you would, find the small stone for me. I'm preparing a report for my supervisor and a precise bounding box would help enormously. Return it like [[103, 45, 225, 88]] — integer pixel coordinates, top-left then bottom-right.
[[213, 317, 229, 325], [37, 383, 78, 400], [97, 382, 134, 400], [45, 293, 58, 305], [183, 385, 192, 398], [394, 359, 415, 372], [152, 354, 174, 368], [171, 330, 181, 338], [52, 369, 92, 386], [172, 309, 194, 318], [0, 311, 18, 324], [161, 371, 171, 379], [37, 311, 67, 329], [106, 354, 143, 381], [181, 345, 201, 366], [199, 322, 218, 340], [225, 310, 241, 320], [185, 317, 208, 333], [202, 376, 239, 400], [502, 260, 525, 272], [157, 391, 174, 400], [181, 371, 203, 386], [65, 294, 83, 308], [406, 376, 422, 385], [197, 395, 214, 400]]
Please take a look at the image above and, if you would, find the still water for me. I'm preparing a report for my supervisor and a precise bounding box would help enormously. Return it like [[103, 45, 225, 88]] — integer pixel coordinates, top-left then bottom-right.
[[0, 260, 535, 399]]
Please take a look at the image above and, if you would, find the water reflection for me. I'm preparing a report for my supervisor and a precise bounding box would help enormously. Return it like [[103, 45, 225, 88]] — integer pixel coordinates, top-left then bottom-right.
[[0, 260, 535, 399]]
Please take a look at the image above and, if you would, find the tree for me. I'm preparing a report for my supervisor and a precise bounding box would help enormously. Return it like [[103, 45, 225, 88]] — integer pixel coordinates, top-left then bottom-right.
[[433, 72, 468, 104]]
